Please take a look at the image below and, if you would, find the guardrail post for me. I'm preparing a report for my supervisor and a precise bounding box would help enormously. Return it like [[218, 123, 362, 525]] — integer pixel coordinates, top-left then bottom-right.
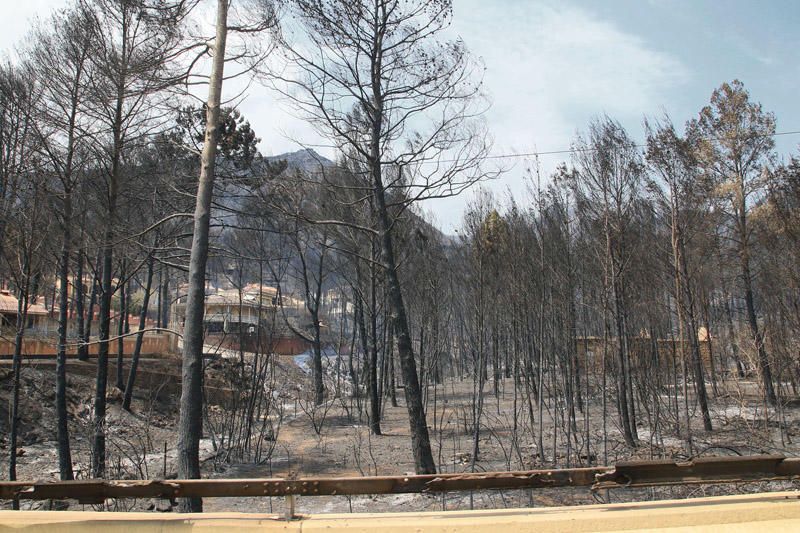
[[285, 494, 296, 520]]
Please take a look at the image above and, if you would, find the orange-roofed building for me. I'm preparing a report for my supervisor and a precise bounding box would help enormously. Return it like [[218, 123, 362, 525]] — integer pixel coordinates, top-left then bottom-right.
[[0, 289, 53, 334]]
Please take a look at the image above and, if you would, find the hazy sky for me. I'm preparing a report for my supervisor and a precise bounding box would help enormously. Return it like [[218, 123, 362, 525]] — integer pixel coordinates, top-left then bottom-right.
[[2, 0, 799, 231]]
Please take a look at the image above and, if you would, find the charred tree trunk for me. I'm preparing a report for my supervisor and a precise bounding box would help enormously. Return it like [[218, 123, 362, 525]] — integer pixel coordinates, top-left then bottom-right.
[[356, 280, 380, 435], [55, 191, 74, 480], [310, 306, 324, 406], [160, 271, 170, 329], [116, 263, 127, 391], [80, 250, 101, 362], [742, 254, 777, 405], [372, 176, 435, 473], [9, 280, 30, 510], [123, 253, 155, 411], [676, 230, 712, 431], [178, 0, 228, 512], [74, 244, 85, 362], [92, 190, 116, 478], [612, 269, 637, 447]]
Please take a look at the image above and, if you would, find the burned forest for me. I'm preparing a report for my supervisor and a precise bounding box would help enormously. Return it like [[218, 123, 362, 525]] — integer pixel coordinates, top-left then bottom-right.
[[0, 0, 799, 517]]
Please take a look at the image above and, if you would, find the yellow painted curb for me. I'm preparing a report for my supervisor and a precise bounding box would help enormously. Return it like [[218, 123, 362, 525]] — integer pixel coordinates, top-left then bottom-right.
[[1, 491, 799, 532]]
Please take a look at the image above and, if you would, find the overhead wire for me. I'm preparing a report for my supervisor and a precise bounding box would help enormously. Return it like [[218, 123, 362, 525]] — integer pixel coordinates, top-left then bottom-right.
[[292, 129, 800, 165]]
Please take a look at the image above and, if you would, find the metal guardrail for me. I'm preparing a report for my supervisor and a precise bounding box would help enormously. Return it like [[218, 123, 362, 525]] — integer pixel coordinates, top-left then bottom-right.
[[1, 455, 799, 506]]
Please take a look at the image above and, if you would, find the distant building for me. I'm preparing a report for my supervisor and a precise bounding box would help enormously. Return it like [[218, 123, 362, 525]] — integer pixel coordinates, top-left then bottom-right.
[[0, 289, 52, 334], [173, 284, 314, 355], [576, 334, 714, 374], [321, 288, 354, 321]]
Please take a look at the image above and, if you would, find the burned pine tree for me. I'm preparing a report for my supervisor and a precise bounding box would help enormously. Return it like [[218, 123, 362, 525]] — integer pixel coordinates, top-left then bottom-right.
[[272, 0, 493, 475]]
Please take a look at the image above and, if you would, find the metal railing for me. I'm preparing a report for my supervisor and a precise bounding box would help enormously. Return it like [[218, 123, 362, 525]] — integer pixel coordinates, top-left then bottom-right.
[[1, 455, 798, 508]]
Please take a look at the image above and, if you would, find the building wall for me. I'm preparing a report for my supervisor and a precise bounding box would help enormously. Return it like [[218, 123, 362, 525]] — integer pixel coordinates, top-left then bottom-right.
[[204, 332, 312, 356], [0, 332, 177, 358]]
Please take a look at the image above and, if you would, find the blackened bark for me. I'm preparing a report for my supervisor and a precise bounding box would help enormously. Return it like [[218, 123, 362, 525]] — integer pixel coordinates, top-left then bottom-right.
[[677, 231, 712, 431], [313, 324, 325, 405], [311, 306, 324, 406], [92, 54, 126, 477], [80, 251, 101, 361], [9, 284, 29, 510], [743, 258, 777, 405], [55, 192, 74, 480], [313, 243, 326, 406], [116, 264, 127, 390], [388, 322, 399, 408], [123, 253, 155, 411], [74, 246, 85, 363], [356, 290, 380, 435], [737, 189, 776, 405], [373, 178, 435, 473], [160, 273, 170, 328], [156, 265, 164, 329], [92, 224, 114, 478], [612, 273, 637, 447]]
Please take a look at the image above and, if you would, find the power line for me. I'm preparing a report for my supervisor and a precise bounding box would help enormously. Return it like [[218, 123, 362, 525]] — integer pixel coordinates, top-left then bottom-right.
[[296, 129, 800, 165], [473, 129, 800, 163]]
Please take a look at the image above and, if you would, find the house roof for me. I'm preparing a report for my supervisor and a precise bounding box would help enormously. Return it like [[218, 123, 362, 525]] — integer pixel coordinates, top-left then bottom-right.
[[174, 284, 305, 311], [0, 290, 49, 316], [242, 283, 279, 296], [177, 288, 279, 310]]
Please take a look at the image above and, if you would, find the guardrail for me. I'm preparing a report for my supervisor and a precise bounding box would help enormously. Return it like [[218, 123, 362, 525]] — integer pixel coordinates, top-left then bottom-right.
[[2, 455, 798, 509]]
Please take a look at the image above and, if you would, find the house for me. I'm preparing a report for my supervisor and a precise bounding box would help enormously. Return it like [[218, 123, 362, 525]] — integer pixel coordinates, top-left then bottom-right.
[[0, 289, 52, 334], [576, 333, 713, 375], [173, 284, 313, 355]]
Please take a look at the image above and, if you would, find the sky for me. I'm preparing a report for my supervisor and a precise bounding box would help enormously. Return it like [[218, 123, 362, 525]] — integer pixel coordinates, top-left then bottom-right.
[[2, 0, 799, 232]]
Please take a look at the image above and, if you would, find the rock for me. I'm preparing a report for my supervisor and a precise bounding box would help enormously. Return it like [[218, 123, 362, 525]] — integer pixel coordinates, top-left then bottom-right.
[[107, 387, 124, 403], [155, 499, 174, 512]]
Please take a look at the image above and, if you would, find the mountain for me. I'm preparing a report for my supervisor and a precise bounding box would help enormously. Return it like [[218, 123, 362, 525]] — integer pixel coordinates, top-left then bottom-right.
[[213, 148, 333, 212], [262, 148, 335, 175]]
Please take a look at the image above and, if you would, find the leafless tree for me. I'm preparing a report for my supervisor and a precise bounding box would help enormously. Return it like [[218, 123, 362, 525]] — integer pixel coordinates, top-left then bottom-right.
[[25, 3, 96, 480], [572, 117, 643, 447], [177, 0, 280, 512], [645, 119, 713, 432], [270, 0, 493, 474], [81, 0, 194, 479], [2, 165, 53, 510]]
